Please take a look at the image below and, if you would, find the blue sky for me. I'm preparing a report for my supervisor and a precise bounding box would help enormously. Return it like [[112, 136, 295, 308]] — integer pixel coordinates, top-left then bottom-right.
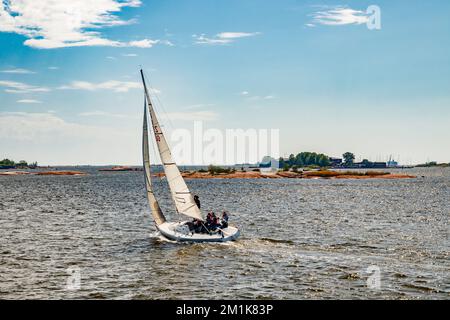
[[1, 0, 449, 165]]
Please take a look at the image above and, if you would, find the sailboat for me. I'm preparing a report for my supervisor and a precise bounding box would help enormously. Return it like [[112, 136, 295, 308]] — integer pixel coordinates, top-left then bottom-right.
[[140, 69, 240, 243]]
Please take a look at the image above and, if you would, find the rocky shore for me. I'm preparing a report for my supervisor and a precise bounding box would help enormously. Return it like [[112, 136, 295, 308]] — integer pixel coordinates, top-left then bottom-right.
[[99, 166, 143, 172], [0, 171, 86, 176], [169, 170, 417, 180], [0, 169, 416, 179]]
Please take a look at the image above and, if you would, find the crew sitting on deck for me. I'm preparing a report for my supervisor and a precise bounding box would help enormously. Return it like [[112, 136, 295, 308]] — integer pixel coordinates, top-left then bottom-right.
[[210, 213, 219, 231], [221, 212, 229, 229], [187, 212, 230, 235], [187, 219, 202, 235]]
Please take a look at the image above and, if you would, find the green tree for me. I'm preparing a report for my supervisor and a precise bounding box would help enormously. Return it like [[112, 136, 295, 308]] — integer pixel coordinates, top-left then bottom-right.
[[295, 154, 304, 167], [278, 157, 286, 169], [29, 162, 38, 169], [343, 152, 355, 166], [288, 154, 296, 166], [361, 159, 372, 167], [17, 160, 28, 167], [317, 154, 331, 167], [0, 159, 15, 167]]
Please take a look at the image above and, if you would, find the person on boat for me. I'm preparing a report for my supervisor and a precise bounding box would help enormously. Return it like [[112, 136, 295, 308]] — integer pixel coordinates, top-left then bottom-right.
[[221, 212, 229, 229], [215, 216, 221, 230], [206, 212, 213, 228], [209, 213, 220, 231], [193, 219, 203, 234], [186, 219, 196, 234], [194, 195, 201, 209]]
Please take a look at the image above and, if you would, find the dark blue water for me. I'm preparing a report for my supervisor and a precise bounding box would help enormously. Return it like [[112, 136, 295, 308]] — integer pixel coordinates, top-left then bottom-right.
[[0, 167, 448, 299]]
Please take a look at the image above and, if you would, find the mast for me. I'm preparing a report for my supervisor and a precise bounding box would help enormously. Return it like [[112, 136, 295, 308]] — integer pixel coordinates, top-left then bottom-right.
[[143, 96, 166, 226], [140, 69, 203, 221]]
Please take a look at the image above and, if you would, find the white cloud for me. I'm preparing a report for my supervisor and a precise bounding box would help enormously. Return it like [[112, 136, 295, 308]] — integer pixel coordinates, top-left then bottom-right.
[[193, 32, 260, 45], [0, 112, 138, 165], [60, 80, 160, 93], [48, 66, 59, 70], [0, 0, 166, 49], [106, 56, 117, 60], [160, 40, 175, 47], [0, 80, 50, 93], [60, 80, 139, 92], [17, 99, 42, 104], [217, 32, 261, 39], [122, 53, 138, 57], [241, 91, 249, 96], [128, 39, 160, 48], [1, 68, 35, 74], [312, 7, 369, 26]]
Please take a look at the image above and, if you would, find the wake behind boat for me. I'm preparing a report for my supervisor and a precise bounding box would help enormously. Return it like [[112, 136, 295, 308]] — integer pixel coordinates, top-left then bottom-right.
[[140, 69, 240, 243]]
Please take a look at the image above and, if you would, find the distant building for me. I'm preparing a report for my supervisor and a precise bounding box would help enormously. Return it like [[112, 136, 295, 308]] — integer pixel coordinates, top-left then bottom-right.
[[372, 162, 387, 168], [387, 160, 398, 167], [355, 161, 387, 169], [259, 156, 279, 172], [329, 157, 343, 167]]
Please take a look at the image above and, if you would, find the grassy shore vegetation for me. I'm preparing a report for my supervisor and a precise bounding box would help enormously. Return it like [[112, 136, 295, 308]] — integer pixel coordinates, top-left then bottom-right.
[[279, 152, 331, 171], [416, 162, 449, 168], [0, 158, 38, 169], [207, 165, 236, 175], [303, 170, 389, 178]]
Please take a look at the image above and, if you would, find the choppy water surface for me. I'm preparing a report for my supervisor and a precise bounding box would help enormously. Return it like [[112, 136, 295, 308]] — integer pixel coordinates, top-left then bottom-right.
[[0, 167, 449, 299]]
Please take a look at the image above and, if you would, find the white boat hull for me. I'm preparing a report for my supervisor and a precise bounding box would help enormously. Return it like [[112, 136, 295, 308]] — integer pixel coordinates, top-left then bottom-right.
[[157, 222, 240, 243]]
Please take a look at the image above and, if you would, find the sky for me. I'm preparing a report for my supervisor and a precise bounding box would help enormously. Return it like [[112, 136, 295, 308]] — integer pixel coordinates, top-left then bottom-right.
[[0, 0, 449, 165]]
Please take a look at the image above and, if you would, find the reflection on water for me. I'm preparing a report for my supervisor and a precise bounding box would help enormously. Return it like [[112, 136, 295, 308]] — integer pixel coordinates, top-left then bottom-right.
[[0, 167, 449, 299]]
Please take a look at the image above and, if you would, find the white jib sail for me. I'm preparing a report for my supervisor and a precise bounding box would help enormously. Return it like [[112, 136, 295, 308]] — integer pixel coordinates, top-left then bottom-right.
[[141, 70, 203, 221], [143, 97, 166, 226]]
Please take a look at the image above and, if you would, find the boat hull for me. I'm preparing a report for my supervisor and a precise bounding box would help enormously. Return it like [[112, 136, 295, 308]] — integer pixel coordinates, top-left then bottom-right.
[[157, 222, 240, 243]]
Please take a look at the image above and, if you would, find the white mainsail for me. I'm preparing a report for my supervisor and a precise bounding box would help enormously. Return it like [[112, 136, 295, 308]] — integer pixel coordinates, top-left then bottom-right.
[[140, 70, 203, 221], [143, 97, 167, 226]]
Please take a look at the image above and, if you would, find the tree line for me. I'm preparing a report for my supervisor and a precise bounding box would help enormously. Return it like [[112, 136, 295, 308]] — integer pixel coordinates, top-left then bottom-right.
[[0, 158, 38, 169], [278, 152, 357, 170], [279, 152, 332, 169]]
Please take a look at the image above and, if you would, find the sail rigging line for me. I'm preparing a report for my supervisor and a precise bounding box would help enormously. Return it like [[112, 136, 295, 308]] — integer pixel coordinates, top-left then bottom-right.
[[142, 94, 166, 227], [140, 70, 176, 131], [146, 97, 165, 192], [146, 92, 164, 184]]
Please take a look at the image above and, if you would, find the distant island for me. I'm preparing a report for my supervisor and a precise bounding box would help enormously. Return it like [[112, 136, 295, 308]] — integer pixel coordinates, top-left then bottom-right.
[[176, 169, 416, 180], [2, 151, 448, 179], [162, 165, 417, 180], [277, 152, 407, 170], [0, 158, 86, 176], [415, 162, 449, 168], [99, 166, 143, 172], [0, 158, 38, 169]]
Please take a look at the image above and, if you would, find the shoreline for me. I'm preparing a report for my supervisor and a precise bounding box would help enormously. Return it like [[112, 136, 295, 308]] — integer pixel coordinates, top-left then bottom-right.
[[176, 170, 417, 180], [0, 169, 417, 179], [0, 171, 87, 176]]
